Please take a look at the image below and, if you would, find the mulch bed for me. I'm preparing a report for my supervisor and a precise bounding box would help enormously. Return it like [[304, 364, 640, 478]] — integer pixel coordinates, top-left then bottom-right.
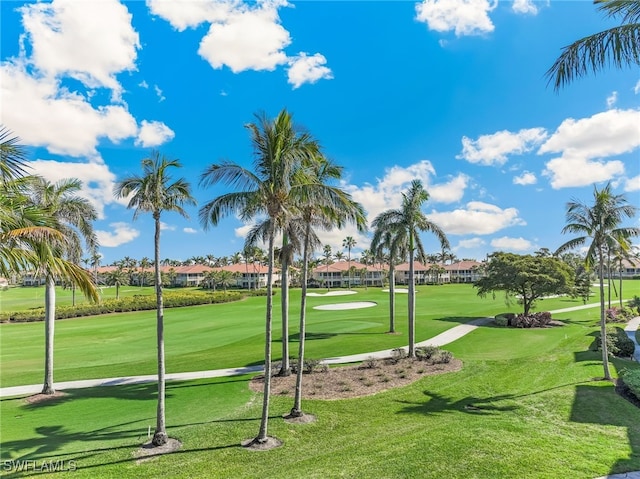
[[250, 358, 462, 400]]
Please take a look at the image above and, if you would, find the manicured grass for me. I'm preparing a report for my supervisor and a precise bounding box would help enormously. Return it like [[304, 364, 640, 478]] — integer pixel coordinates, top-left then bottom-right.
[[2, 282, 640, 388], [1, 310, 639, 478]]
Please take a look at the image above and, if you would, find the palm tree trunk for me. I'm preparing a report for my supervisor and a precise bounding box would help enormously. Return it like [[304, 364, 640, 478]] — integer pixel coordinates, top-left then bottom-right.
[[598, 250, 611, 380], [152, 216, 168, 446], [408, 247, 416, 358], [389, 265, 396, 333], [42, 274, 56, 395], [618, 262, 623, 308], [279, 246, 291, 376], [256, 229, 275, 443], [291, 225, 311, 417]]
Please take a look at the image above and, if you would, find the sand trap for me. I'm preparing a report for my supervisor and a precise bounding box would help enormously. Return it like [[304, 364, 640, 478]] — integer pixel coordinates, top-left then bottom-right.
[[307, 291, 357, 297], [382, 288, 409, 293], [313, 301, 377, 311]]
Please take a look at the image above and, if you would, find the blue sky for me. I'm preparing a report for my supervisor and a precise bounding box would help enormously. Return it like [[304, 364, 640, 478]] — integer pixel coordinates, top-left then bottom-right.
[[1, 0, 639, 266]]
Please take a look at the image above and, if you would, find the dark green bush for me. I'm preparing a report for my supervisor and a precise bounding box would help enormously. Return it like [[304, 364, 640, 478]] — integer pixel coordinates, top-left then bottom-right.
[[415, 345, 439, 361], [596, 326, 635, 358], [620, 368, 640, 402]]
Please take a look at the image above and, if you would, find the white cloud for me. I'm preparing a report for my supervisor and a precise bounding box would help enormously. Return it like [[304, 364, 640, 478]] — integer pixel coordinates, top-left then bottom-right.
[[183, 227, 198, 234], [160, 222, 176, 231], [458, 128, 548, 166], [428, 174, 470, 203], [415, 0, 497, 37], [427, 201, 526, 235], [539, 109, 640, 188], [20, 0, 139, 99], [490, 236, 534, 251], [146, 0, 233, 31], [287, 53, 333, 89], [513, 171, 537, 186], [512, 0, 538, 15], [455, 237, 486, 250], [197, 2, 290, 73], [1, 61, 138, 158], [135, 120, 175, 147], [148, 0, 331, 87], [29, 158, 124, 218], [96, 222, 140, 247], [606, 91, 618, 108], [154, 85, 166, 102], [624, 175, 640, 192], [634, 79, 640, 94]]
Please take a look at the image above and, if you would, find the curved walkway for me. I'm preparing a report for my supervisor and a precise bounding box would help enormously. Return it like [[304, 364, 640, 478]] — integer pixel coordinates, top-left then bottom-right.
[[1, 303, 637, 399]]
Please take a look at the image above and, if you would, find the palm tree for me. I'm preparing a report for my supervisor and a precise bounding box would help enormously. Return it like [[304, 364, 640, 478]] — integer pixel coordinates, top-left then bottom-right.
[[114, 151, 195, 446], [371, 228, 407, 334], [104, 266, 128, 299], [139, 257, 151, 287], [288, 157, 366, 418], [323, 244, 333, 290], [546, 0, 640, 90], [555, 182, 639, 379], [343, 236, 357, 289], [371, 180, 449, 357], [28, 177, 98, 395], [199, 108, 320, 446]]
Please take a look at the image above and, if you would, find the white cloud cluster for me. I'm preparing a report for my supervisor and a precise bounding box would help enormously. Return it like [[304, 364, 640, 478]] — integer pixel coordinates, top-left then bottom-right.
[[147, 0, 332, 88], [1, 0, 174, 159], [458, 128, 548, 166], [19, 0, 139, 98], [490, 236, 534, 251], [415, 0, 497, 37], [513, 171, 537, 186], [512, 0, 539, 15], [96, 222, 140, 247], [136, 120, 176, 148], [606, 91, 618, 108], [287, 53, 333, 89], [427, 201, 526, 235], [539, 108, 640, 188]]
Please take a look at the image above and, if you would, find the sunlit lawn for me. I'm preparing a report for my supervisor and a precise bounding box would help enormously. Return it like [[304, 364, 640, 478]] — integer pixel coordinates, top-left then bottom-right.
[[1, 305, 639, 478], [1, 282, 639, 388]]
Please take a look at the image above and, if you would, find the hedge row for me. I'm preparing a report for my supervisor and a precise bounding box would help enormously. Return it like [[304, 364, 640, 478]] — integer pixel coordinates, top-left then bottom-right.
[[494, 311, 552, 328], [0, 289, 272, 323], [595, 326, 636, 358]]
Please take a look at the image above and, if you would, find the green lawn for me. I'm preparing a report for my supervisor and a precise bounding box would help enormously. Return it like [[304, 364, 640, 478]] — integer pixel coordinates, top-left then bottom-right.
[[4, 283, 639, 388], [1, 306, 639, 478]]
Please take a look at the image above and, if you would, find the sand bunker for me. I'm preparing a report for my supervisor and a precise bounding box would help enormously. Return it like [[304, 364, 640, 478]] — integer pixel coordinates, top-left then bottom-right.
[[313, 301, 377, 311], [381, 288, 409, 293], [307, 291, 357, 297]]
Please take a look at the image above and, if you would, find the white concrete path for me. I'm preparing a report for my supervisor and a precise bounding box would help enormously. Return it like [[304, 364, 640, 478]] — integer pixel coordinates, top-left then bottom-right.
[[625, 316, 640, 362]]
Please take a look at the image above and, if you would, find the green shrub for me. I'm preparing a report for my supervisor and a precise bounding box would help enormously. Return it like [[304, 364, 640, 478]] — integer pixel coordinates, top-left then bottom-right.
[[391, 347, 407, 362], [494, 316, 509, 327], [596, 326, 635, 358], [511, 311, 552, 328], [415, 346, 439, 362], [435, 350, 454, 364], [620, 368, 640, 402]]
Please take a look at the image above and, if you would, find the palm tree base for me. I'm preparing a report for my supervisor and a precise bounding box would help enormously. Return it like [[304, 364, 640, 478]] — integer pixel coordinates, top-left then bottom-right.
[[284, 410, 316, 423], [152, 431, 169, 446], [277, 368, 292, 377], [241, 436, 283, 450], [41, 385, 55, 395]]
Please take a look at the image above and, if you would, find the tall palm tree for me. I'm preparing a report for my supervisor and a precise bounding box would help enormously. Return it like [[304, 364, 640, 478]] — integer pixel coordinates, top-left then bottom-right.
[[28, 177, 98, 395], [546, 0, 640, 90], [371, 228, 407, 334], [289, 157, 366, 418], [555, 182, 639, 379], [115, 151, 195, 446], [323, 244, 333, 290], [371, 180, 449, 357], [199, 108, 320, 446], [343, 236, 357, 289], [104, 266, 128, 299]]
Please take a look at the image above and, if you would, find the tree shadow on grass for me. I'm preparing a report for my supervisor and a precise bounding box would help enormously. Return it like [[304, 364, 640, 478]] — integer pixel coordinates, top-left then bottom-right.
[[395, 390, 519, 416], [570, 382, 640, 475], [432, 316, 486, 325]]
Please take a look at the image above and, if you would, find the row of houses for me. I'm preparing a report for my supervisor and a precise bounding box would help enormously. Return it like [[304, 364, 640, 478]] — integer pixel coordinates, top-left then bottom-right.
[[88, 260, 485, 289], [15, 258, 640, 289]]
